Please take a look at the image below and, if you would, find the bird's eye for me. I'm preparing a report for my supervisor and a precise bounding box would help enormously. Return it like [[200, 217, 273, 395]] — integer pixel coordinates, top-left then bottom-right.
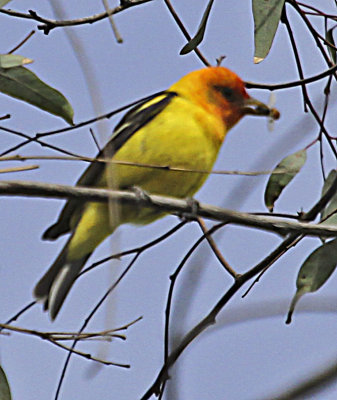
[[214, 86, 235, 101]]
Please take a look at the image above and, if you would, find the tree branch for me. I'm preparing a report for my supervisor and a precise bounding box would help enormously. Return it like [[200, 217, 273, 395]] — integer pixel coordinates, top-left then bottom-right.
[[1, 180, 337, 238], [0, 1, 153, 34], [245, 64, 337, 90]]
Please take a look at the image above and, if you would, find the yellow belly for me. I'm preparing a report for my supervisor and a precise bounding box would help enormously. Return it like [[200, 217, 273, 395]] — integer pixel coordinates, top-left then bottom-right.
[[67, 97, 226, 259]]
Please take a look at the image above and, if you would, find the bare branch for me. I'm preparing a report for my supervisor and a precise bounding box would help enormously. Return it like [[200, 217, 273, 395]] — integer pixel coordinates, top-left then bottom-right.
[[245, 64, 337, 90], [1, 180, 337, 238], [0, 1, 153, 35], [0, 165, 39, 174], [0, 154, 297, 176], [0, 322, 136, 368], [262, 358, 337, 400]]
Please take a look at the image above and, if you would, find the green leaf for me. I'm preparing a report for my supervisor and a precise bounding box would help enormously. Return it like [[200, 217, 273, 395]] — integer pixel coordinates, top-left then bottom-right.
[[180, 0, 214, 55], [0, 0, 12, 8], [320, 169, 337, 226], [252, 0, 285, 63], [0, 54, 33, 69], [0, 365, 12, 400], [286, 238, 337, 324], [0, 66, 74, 124], [264, 149, 307, 212], [326, 27, 336, 64]]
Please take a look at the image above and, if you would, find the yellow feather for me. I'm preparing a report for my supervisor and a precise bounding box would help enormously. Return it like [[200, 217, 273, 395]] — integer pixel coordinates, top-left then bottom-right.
[[34, 66, 277, 319]]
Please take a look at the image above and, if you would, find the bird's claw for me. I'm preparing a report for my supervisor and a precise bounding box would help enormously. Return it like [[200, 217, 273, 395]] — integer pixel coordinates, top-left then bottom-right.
[[129, 186, 152, 203], [179, 197, 200, 222]]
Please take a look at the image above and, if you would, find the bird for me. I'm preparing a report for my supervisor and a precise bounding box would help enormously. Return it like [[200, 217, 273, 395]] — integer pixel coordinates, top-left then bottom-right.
[[34, 66, 279, 319]]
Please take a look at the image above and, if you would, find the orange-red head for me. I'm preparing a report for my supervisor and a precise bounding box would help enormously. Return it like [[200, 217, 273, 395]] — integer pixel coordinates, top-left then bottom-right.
[[170, 66, 278, 130]]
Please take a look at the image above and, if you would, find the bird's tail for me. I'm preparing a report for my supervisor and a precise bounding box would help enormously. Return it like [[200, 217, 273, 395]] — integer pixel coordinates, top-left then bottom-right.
[[34, 239, 91, 320]]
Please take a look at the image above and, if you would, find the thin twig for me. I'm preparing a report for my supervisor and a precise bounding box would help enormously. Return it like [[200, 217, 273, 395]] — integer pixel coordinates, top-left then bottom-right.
[[196, 218, 237, 278], [89, 128, 102, 152], [245, 64, 337, 90], [162, 222, 226, 398], [0, 301, 36, 330], [0, 1, 153, 35], [0, 165, 39, 174], [80, 221, 187, 276], [101, 0, 123, 43], [0, 126, 84, 158], [0, 154, 298, 177], [163, 0, 210, 66], [7, 30, 35, 53], [54, 251, 141, 399], [0, 323, 130, 367], [282, 7, 308, 111], [261, 357, 337, 400]]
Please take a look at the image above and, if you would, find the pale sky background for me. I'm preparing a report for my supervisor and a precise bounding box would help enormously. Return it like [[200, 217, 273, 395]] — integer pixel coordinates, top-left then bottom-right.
[[1, 1, 337, 399]]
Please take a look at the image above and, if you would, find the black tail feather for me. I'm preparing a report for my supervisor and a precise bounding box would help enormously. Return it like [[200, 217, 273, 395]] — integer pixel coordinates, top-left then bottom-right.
[[34, 238, 91, 319]]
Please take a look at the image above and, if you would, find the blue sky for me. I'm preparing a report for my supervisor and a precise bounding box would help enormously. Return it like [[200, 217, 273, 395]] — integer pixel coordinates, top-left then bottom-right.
[[1, 1, 337, 399]]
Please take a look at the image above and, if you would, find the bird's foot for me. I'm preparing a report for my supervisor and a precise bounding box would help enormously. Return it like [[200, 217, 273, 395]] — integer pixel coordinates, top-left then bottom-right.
[[129, 186, 152, 204], [179, 197, 200, 222]]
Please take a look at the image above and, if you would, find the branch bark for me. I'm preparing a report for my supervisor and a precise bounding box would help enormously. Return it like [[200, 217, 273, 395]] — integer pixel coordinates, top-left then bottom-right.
[[0, 1, 153, 34], [1, 180, 337, 238]]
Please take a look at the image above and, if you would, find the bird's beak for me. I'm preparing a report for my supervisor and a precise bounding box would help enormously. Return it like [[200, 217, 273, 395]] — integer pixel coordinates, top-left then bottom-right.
[[243, 96, 280, 120]]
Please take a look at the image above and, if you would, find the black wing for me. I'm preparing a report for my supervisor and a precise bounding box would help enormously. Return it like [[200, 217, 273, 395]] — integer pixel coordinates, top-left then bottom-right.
[[42, 90, 178, 240]]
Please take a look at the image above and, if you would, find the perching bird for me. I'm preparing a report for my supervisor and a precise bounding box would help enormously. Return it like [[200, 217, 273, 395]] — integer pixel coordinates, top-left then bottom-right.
[[34, 66, 279, 319]]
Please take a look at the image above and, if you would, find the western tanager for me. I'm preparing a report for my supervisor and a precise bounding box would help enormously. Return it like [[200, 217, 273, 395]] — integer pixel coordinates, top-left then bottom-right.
[[34, 66, 279, 319]]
